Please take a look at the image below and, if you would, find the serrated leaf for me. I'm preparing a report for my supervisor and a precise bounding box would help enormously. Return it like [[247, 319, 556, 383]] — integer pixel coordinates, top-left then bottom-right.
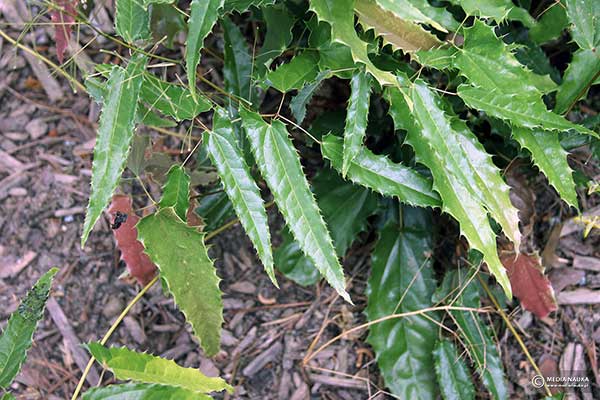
[[137, 208, 223, 356], [137, 105, 178, 128], [512, 127, 578, 208], [565, 0, 600, 50], [433, 339, 475, 400], [158, 166, 191, 220], [321, 134, 440, 207], [222, 16, 255, 104], [447, 0, 535, 27], [255, 4, 295, 72], [455, 20, 556, 95], [290, 70, 329, 124], [141, 0, 174, 10], [239, 108, 351, 302], [108, 195, 157, 285], [275, 169, 377, 286], [387, 80, 516, 297], [82, 383, 212, 400], [82, 56, 147, 246], [309, 0, 397, 86], [265, 51, 320, 92], [440, 271, 508, 400], [186, 0, 224, 98], [374, 0, 458, 32], [414, 47, 458, 70], [205, 108, 275, 285], [115, 0, 151, 43], [500, 252, 557, 318], [0, 268, 58, 388], [457, 84, 598, 137], [141, 73, 212, 121], [342, 69, 371, 177], [354, 0, 442, 52], [223, 0, 275, 13], [150, 3, 186, 49], [555, 49, 600, 114], [365, 207, 438, 399], [86, 343, 232, 393], [196, 190, 236, 232]]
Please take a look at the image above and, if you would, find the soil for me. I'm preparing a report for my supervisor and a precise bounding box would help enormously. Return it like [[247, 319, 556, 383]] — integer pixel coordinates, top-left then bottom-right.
[[1, 2, 599, 400]]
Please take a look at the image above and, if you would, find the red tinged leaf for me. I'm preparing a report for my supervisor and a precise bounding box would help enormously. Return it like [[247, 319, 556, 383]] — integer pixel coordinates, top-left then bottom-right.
[[500, 252, 558, 318], [107, 195, 157, 285], [50, 0, 77, 63]]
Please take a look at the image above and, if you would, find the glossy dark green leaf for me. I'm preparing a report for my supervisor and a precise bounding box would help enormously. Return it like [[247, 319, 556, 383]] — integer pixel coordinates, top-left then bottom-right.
[[447, 0, 535, 27], [205, 108, 275, 285], [374, 0, 459, 32], [196, 190, 236, 232], [321, 134, 440, 207], [82, 56, 147, 246], [365, 207, 438, 399], [342, 69, 371, 177], [137, 208, 223, 356], [82, 383, 212, 400], [0, 268, 58, 388], [433, 339, 475, 400], [86, 343, 232, 393], [274, 227, 321, 286], [565, 0, 600, 50], [186, 0, 224, 98], [223, 0, 275, 13], [150, 3, 186, 49], [255, 5, 295, 72], [265, 51, 320, 92], [240, 108, 351, 302], [222, 16, 255, 105], [141, 73, 212, 121], [115, 0, 151, 43], [158, 166, 191, 220], [529, 2, 568, 44], [512, 127, 578, 208], [555, 49, 600, 114]]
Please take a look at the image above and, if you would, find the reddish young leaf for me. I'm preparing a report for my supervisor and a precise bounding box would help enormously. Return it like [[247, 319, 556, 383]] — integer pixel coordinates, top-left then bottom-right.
[[501, 252, 558, 318], [107, 195, 157, 285], [50, 0, 77, 63]]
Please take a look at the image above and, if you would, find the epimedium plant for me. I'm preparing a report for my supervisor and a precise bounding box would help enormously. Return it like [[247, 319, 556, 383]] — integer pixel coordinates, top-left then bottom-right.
[[38, 0, 600, 398]]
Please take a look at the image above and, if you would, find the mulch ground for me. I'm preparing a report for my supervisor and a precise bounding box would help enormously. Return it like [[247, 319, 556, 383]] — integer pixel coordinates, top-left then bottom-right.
[[1, 2, 599, 399]]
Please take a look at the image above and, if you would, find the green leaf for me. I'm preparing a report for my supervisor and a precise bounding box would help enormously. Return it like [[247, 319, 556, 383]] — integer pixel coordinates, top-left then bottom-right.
[[137, 208, 223, 356], [0, 268, 58, 388], [141, 73, 212, 121], [186, 0, 224, 98], [205, 108, 275, 285], [387, 80, 516, 297], [374, 0, 459, 32], [365, 207, 438, 399], [158, 166, 191, 220], [150, 3, 186, 49], [289, 70, 329, 124], [457, 84, 598, 137], [239, 108, 351, 302], [342, 69, 371, 177], [1, 393, 15, 400], [439, 271, 508, 400], [83, 383, 212, 400], [321, 134, 441, 207], [255, 5, 295, 72], [414, 47, 458, 70], [529, 2, 568, 44], [223, 0, 275, 13], [354, 0, 443, 53], [222, 16, 255, 104], [512, 127, 578, 208], [137, 105, 178, 128], [196, 190, 236, 232], [141, 0, 174, 9], [455, 20, 556, 95], [309, 0, 397, 86], [433, 339, 475, 400], [565, 0, 600, 50], [447, 0, 535, 27], [555, 50, 600, 114], [115, 0, 151, 43], [275, 170, 377, 286], [82, 56, 147, 246], [265, 51, 320, 92], [86, 343, 232, 393]]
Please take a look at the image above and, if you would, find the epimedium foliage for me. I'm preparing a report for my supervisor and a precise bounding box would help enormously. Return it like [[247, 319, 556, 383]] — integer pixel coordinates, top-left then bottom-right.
[[51, 0, 600, 398]]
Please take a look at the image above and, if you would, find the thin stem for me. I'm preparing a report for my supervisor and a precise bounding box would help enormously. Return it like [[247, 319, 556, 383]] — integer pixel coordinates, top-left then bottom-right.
[[71, 275, 159, 400], [477, 275, 553, 397]]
